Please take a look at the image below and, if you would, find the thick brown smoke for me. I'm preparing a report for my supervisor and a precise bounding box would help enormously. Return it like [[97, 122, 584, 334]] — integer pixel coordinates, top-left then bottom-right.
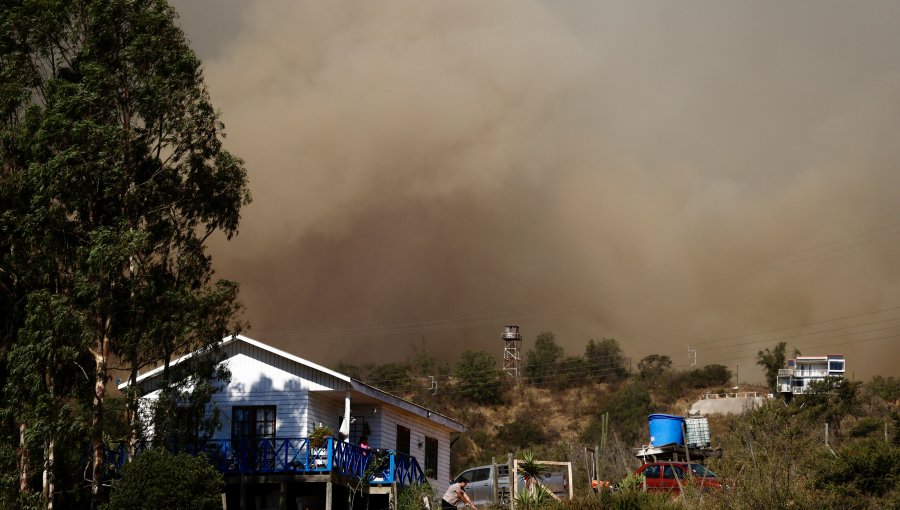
[[173, 0, 900, 382]]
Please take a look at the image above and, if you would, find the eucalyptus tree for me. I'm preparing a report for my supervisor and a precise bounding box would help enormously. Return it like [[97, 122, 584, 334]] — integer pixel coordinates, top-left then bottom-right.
[[0, 0, 250, 506]]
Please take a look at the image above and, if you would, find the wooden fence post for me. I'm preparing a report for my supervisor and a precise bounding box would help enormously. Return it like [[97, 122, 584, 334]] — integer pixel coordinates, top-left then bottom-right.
[[491, 456, 499, 506]]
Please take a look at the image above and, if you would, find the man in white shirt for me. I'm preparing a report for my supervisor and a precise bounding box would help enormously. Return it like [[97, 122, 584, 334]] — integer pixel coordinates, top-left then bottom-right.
[[442, 479, 477, 510]]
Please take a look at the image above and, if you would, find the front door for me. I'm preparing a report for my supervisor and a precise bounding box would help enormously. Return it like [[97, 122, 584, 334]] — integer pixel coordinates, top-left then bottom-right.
[[231, 406, 276, 470]]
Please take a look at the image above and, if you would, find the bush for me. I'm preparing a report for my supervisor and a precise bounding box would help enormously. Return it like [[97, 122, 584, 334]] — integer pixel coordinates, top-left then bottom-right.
[[397, 482, 434, 510], [584, 338, 628, 383], [497, 414, 550, 449], [454, 350, 507, 405], [582, 381, 651, 445], [525, 332, 564, 385], [684, 364, 732, 388], [549, 492, 681, 510], [847, 417, 884, 438], [867, 376, 900, 402], [813, 438, 900, 498], [103, 449, 224, 510]]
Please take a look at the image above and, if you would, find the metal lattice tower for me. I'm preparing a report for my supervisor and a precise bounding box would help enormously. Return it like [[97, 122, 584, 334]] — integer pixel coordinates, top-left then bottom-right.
[[502, 325, 522, 378]]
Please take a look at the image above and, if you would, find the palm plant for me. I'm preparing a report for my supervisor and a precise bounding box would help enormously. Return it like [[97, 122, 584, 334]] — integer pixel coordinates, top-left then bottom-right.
[[517, 451, 551, 494], [514, 483, 553, 509]]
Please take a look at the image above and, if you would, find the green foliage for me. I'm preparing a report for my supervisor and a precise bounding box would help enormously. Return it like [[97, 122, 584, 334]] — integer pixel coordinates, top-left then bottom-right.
[[705, 402, 820, 510], [813, 438, 900, 498], [583, 380, 651, 445], [584, 338, 628, 383], [796, 377, 862, 427], [606, 492, 682, 510], [684, 364, 732, 388], [525, 332, 564, 384], [1, 0, 250, 505], [616, 473, 646, 494], [309, 424, 334, 449], [397, 482, 435, 510], [518, 450, 552, 481], [867, 375, 900, 402], [366, 362, 412, 393], [515, 483, 554, 509], [847, 417, 884, 438], [150, 352, 230, 452], [497, 414, 550, 449], [549, 493, 681, 510], [755, 341, 788, 391], [103, 449, 224, 510], [454, 350, 507, 404], [551, 356, 587, 389], [638, 354, 672, 380]]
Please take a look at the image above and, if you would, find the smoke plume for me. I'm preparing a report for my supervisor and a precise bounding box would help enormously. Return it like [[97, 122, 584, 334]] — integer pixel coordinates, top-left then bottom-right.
[[174, 0, 900, 382]]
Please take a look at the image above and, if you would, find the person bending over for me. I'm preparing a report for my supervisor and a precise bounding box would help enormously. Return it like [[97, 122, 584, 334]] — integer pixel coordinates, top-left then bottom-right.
[[442, 479, 476, 510]]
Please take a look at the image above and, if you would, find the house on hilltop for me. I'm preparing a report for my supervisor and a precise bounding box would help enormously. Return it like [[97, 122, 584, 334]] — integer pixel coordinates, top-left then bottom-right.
[[777, 354, 845, 398], [120, 334, 465, 510]]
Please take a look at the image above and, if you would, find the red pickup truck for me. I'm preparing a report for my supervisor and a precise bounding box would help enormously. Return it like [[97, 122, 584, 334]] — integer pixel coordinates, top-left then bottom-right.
[[633, 462, 723, 494]]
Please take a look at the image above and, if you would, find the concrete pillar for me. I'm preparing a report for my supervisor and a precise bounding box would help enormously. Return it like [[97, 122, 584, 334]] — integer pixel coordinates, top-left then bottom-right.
[[326, 481, 333, 510]]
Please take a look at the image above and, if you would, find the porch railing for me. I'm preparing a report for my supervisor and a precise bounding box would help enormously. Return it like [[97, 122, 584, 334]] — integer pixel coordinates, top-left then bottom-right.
[[104, 437, 425, 486]]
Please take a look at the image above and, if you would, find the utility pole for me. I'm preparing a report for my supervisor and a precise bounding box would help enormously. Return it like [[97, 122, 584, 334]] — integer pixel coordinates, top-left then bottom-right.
[[686, 345, 697, 367]]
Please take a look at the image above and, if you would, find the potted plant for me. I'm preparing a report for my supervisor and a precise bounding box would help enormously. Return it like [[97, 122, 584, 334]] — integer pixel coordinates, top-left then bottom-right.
[[309, 424, 333, 467], [309, 424, 333, 450]]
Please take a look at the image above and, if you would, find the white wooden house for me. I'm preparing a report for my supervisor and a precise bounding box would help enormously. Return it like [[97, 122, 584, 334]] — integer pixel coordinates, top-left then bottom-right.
[[121, 334, 466, 510]]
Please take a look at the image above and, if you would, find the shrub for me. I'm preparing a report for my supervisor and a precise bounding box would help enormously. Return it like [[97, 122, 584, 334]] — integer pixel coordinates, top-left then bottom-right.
[[525, 332, 564, 385], [497, 415, 550, 449], [616, 473, 645, 493], [847, 417, 883, 438], [103, 449, 224, 510], [813, 438, 900, 498], [584, 338, 628, 383], [867, 376, 900, 402], [582, 381, 651, 445], [549, 492, 680, 510], [684, 364, 732, 388], [397, 482, 434, 510], [454, 350, 507, 405]]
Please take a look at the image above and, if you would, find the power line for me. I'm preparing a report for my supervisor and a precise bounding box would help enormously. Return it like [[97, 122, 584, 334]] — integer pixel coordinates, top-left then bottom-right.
[[251, 224, 900, 341]]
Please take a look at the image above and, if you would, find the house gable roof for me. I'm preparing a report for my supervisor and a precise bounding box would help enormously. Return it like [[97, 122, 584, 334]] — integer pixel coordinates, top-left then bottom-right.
[[120, 334, 466, 432]]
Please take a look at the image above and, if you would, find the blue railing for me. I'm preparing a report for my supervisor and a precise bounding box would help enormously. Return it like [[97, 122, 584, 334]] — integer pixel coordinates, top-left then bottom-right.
[[104, 437, 426, 486]]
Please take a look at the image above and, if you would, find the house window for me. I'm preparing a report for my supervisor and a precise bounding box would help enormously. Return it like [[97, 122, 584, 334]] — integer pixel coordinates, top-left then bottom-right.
[[424, 436, 438, 479], [232, 406, 276, 441], [828, 360, 845, 372], [396, 425, 410, 455]]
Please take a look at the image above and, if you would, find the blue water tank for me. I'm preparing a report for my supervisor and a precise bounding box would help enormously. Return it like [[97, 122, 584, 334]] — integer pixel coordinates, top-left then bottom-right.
[[648, 414, 685, 446]]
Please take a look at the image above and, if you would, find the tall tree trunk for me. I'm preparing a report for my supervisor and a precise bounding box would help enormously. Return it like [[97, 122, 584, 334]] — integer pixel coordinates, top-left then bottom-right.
[[90, 329, 110, 509], [126, 361, 140, 460], [43, 437, 55, 510], [18, 422, 29, 493]]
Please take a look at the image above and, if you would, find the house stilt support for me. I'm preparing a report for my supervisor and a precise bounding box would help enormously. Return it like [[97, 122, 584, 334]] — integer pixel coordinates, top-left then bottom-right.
[[326, 481, 333, 510]]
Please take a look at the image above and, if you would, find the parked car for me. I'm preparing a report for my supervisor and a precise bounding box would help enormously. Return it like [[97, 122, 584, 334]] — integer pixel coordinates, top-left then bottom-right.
[[453, 464, 569, 506], [633, 462, 722, 494]]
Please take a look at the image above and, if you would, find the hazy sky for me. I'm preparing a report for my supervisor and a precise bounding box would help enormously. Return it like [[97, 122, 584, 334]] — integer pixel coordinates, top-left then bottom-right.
[[171, 0, 900, 383]]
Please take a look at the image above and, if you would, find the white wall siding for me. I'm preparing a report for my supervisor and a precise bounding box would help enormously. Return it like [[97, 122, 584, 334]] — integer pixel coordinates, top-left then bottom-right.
[[381, 407, 454, 496], [307, 392, 344, 437], [206, 352, 344, 440], [132, 336, 464, 497]]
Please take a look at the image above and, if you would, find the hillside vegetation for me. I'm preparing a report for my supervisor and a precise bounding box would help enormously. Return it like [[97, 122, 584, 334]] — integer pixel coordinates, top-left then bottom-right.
[[343, 335, 900, 509]]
